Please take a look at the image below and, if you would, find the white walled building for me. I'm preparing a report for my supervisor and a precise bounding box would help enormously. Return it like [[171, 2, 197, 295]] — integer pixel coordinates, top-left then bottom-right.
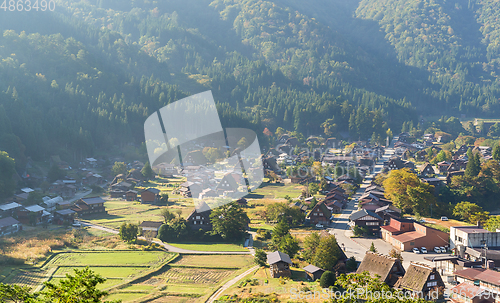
[[450, 226, 500, 250]]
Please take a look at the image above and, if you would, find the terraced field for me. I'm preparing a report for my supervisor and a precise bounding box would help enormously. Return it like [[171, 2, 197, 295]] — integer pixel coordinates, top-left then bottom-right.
[[3, 250, 176, 293], [3, 252, 254, 302]]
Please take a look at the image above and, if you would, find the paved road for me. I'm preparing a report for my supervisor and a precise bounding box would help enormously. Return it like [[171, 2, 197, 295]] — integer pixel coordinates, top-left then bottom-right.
[[78, 221, 252, 255], [206, 266, 259, 303], [327, 139, 437, 268]]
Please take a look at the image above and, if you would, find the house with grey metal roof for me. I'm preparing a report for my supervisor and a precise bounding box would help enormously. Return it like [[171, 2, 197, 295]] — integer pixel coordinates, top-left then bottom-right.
[[303, 264, 325, 281], [0, 217, 21, 236], [267, 251, 292, 278]]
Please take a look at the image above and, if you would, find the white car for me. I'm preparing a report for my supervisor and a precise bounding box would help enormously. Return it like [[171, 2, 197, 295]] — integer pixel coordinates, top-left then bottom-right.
[[421, 247, 428, 253], [440, 247, 447, 253], [441, 216, 449, 221], [315, 223, 324, 229], [434, 247, 441, 253], [413, 247, 420, 254]]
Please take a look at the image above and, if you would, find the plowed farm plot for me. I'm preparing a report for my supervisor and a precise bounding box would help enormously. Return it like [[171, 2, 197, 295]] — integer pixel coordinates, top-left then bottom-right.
[[161, 267, 235, 284], [121, 254, 253, 301], [8, 269, 49, 288]]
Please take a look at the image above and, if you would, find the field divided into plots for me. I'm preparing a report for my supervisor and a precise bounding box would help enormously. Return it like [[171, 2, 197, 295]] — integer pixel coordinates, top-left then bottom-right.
[[106, 254, 254, 302], [4, 251, 176, 293], [4, 251, 254, 302]]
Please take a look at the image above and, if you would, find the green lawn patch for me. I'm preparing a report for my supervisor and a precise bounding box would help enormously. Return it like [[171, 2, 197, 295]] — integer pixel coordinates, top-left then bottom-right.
[[250, 182, 306, 199]]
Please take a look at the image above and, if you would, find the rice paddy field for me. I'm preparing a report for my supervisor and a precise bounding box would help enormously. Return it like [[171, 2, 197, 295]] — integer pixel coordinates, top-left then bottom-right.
[[1, 250, 254, 303], [1, 250, 176, 292], [108, 254, 254, 302]]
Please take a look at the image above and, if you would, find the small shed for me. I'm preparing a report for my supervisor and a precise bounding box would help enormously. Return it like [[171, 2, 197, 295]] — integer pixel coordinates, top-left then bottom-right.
[[139, 221, 163, 237], [267, 251, 292, 278], [303, 264, 325, 281], [126, 190, 138, 201]]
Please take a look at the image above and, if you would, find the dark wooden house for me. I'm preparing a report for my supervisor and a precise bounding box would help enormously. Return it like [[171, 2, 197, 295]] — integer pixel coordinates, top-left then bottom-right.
[[186, 206, 212, 231], [267, 251, 292, 278], [54, 209, 76, 225], [306, 201, 332, 225], [349, 209, 383, 233], [126, 190, 138, 201], [419, 163, 435, 176], [141, 188, 161, 204], [71, 197, 106, 216], [303, 264, 325, 281], [0, 217, 22, 236]]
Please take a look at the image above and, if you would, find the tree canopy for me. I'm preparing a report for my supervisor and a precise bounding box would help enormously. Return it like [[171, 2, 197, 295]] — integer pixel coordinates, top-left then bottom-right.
[[209, 202, 249, 240]]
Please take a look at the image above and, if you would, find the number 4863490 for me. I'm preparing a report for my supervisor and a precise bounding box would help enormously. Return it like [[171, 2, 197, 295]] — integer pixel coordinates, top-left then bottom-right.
[[1, 0, 56, 11]]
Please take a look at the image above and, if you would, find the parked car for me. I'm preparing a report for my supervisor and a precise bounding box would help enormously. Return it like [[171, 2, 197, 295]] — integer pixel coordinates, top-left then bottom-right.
[[434, 247, 441, 253], [413, 247, 420, 254], [421, 247, 428, 253], [315, 223, 324, 229], [440, 247, 447, 253], [441, 216, 449, 221]]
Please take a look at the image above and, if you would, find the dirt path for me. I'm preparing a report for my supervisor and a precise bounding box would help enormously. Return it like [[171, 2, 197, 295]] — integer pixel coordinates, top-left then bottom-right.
[[206, 266, 259, 303]]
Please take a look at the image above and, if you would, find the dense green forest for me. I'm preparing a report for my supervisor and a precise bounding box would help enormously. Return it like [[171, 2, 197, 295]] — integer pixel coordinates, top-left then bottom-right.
[[1, 0, 500, 172]]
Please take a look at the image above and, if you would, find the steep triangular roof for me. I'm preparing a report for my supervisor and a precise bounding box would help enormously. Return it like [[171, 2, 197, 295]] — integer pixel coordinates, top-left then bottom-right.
[[356, 252, 404, 285], [396, 262, 437, 292]]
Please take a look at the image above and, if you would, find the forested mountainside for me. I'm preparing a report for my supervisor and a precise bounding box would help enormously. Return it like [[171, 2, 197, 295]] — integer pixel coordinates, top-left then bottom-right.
[[1, 0, 500, 169]]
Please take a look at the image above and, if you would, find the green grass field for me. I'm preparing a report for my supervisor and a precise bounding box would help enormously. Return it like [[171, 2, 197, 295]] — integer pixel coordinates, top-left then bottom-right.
[[249, 182, 306, 199], [6, 250, 176, 294], [85, 199, 195, 229]]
